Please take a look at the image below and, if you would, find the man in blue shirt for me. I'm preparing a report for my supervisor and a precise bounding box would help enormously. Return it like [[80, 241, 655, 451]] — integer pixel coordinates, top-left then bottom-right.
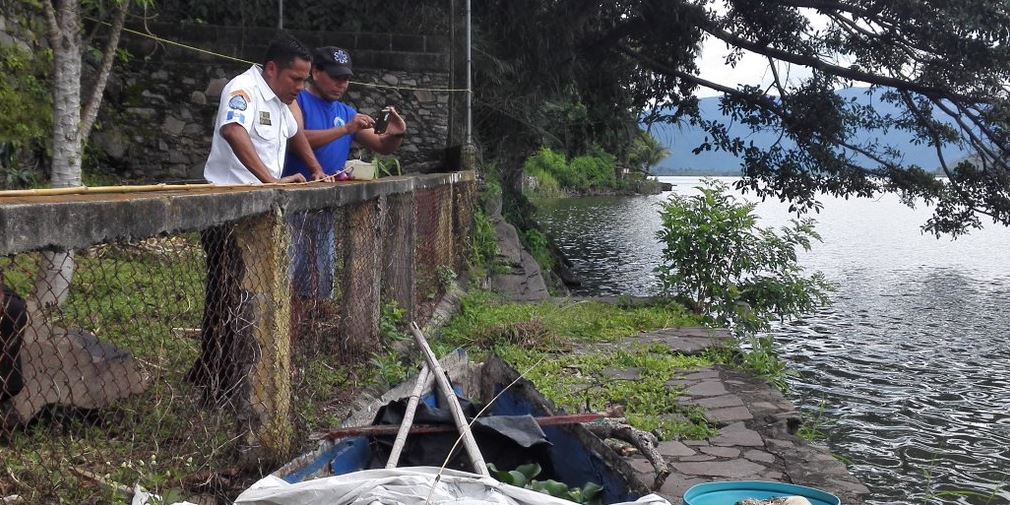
[[284, 46, 406, 179], [283, 47, 407, 318]]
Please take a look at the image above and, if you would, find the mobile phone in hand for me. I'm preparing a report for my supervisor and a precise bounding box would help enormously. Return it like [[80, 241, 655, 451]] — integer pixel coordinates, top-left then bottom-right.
[[373, 108, 391, 134]]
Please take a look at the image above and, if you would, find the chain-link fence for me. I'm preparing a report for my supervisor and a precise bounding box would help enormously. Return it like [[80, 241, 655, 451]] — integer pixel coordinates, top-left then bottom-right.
[[0, 172, 475, 503]]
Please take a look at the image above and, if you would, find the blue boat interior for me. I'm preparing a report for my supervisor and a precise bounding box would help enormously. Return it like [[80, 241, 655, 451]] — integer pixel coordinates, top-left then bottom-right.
[[282, 383, 635, 504]]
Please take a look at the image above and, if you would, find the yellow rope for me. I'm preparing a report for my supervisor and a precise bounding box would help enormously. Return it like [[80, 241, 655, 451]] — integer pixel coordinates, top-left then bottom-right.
[[90, 18, 470, 93]]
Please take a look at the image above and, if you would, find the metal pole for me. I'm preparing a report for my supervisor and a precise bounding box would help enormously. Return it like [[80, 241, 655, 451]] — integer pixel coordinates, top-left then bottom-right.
[[278, 0, 284, 29], [465, 0, 472, 145]]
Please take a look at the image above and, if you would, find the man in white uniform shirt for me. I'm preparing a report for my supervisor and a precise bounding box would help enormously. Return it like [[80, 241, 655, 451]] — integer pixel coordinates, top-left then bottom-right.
[[204, 34, 325, 184], [191, 35, 325, 404]]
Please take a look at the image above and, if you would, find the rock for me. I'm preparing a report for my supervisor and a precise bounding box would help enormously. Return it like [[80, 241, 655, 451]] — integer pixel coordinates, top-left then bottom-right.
[[163, 116, 186, 136], [92, 128, 128, 159], [190, 91, 207, 105], [382, 74, 399, 85], [125, 107, 157, 119], [141, 90, 167, 103], [204, 78, 228, 98]]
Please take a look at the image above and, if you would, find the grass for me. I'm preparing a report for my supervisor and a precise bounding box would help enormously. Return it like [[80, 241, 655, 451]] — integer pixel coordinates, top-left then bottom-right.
[[0, 237, 387, 502], [0, 238, 264, 502], [436, 291, 720, 440]]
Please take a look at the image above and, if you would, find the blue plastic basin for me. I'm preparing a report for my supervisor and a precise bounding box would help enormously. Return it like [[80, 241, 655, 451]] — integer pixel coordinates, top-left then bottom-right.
[[682, 481, 841, 505]]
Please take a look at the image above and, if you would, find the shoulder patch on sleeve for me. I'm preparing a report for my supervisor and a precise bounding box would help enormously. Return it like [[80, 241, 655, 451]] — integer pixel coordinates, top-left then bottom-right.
[[228, 90, 251, 111]]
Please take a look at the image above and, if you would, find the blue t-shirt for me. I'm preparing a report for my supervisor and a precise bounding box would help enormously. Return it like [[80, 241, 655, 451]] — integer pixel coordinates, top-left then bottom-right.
[[283, 90, 356, 179]]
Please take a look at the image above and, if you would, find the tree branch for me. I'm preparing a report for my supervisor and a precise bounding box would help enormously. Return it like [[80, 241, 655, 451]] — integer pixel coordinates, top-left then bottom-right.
[[898, 91, 995, 220], [81, 0, 131, 142], [699, 19, 990, 104], [617, 43, 896, 172]]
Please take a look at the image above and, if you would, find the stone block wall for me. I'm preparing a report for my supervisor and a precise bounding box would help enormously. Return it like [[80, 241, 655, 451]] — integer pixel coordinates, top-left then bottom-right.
[[1, 17, 458, 182]]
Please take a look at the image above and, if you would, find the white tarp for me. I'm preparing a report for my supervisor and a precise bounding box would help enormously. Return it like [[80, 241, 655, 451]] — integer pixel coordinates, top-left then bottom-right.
[[233, 467, 673, 505]]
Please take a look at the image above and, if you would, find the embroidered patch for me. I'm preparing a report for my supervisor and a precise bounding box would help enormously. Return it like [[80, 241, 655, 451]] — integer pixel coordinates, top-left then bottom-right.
[[332, 49, 350, 64], [333, 116, 346, 127], [226, 110, 246, 123], [259, 111, 272, 126], [228, 90, 250, 111]]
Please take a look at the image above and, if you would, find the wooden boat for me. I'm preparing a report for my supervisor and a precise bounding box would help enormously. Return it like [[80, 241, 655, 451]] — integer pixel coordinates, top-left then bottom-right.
[[264, 349, 652, 505]]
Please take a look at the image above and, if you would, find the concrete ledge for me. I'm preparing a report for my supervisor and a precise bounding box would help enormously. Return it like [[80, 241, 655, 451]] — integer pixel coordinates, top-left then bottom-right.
[[0, 172, 475, 255]]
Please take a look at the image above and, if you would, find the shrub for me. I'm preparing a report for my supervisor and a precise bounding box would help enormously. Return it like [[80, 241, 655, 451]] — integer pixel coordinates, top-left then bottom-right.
[[569, 149, 616, 190], [522, 228, 554, 272], [655, 179, 832, 334]]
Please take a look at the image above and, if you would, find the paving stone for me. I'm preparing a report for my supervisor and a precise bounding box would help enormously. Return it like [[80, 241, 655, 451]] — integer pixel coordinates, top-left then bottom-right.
[[766, 438, 796, 450], [708, 406, 754, 423], [750, 401, 783, 413], [671, 459, 767, 478], [679, 455, 717, 462], [658, 440, 695, 457], [666, 378, 693, 388], [743, 449, 777, 464], [720, 421, 749, 432], [683, 439, 710, 446], [603, 367, 642, 380], [681, 370, 720, 380], [683, 380, 728, 397], [681, 394, 745, 409], [711, 428, 764, 447], [627, 457, 655, 475], [659, 476, 706, 502], [759, 470, 785, 481], [700, 446, 741, 458]]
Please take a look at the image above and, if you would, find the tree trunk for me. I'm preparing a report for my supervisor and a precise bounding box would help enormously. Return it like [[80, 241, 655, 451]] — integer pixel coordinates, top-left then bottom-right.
[[34, 0, 128, 309], [34, 1, 85, 309], [48, 0, 84, 189]]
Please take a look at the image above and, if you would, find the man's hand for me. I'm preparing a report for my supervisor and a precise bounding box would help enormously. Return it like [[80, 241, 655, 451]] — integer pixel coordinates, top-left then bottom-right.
[[309, 168, 328, 181], [346, 113, 375, 135], [279, 173, 307, 183], [383, 107, 407, 136]]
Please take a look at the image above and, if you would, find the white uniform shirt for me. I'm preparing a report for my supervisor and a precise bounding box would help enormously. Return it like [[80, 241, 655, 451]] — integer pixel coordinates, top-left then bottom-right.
[[204, 65, 298, 184]]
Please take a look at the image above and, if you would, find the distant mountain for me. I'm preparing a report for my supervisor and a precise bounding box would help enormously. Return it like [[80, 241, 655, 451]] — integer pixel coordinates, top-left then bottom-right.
[[646, 87, 970, 176]]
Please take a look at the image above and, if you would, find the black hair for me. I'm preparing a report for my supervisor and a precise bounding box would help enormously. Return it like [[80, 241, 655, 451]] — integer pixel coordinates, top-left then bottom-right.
[[263, 33, 312, 70]]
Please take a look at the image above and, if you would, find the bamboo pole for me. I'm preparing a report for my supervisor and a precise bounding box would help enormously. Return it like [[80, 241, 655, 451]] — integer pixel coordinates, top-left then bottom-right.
[[385, 365, 431, 468], [0, 179, 347, 198], [409, 322, 489, 476]]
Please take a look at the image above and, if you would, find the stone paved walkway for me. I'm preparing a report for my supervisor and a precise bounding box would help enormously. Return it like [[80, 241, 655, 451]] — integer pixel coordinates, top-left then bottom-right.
[[608, 328, 870, 504]]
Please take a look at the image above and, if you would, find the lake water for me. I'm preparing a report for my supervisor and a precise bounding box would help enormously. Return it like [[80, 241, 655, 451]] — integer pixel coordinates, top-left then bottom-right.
[[537, 176, 1010, 505]]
